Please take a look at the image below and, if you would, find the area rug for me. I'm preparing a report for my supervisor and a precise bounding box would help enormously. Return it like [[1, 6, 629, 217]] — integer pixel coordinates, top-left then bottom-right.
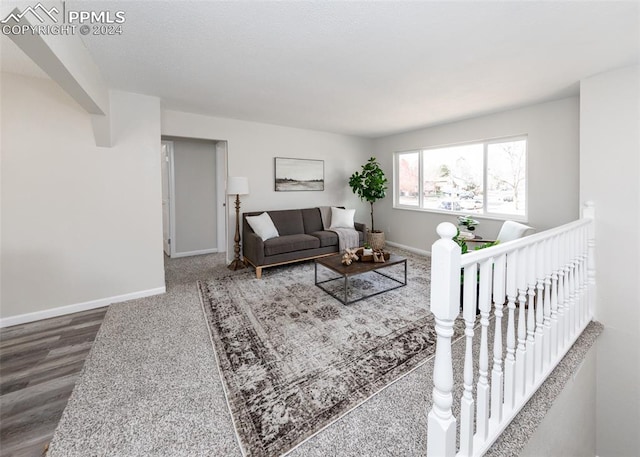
[[198, 253, 463, 457]]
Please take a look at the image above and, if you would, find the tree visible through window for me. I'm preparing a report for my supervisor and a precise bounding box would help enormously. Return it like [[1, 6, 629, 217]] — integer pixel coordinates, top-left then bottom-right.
[[487, 141, 527, 214], [398, 151, 419, 206], [394, 137, 527, 218]]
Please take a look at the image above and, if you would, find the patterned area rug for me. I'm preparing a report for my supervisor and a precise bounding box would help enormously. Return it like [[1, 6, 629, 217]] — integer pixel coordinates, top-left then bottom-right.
[[198, 252, 462, 457]]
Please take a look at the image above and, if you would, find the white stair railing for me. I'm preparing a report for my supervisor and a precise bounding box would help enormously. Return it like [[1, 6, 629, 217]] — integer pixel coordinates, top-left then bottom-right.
[[427, 202, 595, 457]]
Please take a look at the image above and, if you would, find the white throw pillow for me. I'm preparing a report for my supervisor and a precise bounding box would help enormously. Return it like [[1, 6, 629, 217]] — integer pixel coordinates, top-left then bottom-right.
[[330, 207, 355, 229], [245, 212, 280, 241]]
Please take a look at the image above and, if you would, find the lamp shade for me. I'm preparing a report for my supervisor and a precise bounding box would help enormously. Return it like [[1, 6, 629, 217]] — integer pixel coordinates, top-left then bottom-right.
[[227, 177, 249, 195]]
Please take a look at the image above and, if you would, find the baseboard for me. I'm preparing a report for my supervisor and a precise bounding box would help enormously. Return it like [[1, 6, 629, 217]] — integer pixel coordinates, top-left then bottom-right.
[[0, 286, 166, 328], [385, 240, 431, 257], [172, 248, 218, 258]]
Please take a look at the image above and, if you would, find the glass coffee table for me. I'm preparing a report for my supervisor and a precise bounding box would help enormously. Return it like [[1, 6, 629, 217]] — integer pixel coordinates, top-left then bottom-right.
[[314, 253, 407, 305]]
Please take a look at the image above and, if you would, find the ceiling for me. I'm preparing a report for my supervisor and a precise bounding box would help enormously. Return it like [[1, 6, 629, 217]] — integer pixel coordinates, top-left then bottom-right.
[[3, 1, 639, 138]]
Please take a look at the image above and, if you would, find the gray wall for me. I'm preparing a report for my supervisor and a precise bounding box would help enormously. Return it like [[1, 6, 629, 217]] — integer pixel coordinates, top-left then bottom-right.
[[161, 111, 373, 259], [520, 344, 597, 456], [1, 74, 165, 321], [580, 64, 640, 457], [372, 97, 580, 253], [172, 139, 217, 255]]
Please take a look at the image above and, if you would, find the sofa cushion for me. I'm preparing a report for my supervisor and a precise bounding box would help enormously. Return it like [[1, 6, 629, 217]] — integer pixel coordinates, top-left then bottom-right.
[[330, 207, 356, 229], [310, 230, 338, 247], [302, 208, 323, 233], [245, 212, 279, 241], [264, 234, 320, 256], [268, 210, 305, 236]]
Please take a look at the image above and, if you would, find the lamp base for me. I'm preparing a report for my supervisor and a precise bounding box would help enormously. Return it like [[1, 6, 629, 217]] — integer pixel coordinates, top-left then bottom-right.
[[228, 258, 247, 271]]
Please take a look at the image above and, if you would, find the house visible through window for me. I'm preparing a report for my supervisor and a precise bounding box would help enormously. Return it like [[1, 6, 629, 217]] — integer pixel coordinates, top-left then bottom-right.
[[394, 136, 527, 219]]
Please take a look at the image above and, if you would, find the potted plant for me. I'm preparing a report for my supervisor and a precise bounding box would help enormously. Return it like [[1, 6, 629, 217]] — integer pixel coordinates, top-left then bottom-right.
[[454, 221, 498, 254], [349, 157, 388, 250], [457, 215, 479, 232], [362, 242, 373, 256]]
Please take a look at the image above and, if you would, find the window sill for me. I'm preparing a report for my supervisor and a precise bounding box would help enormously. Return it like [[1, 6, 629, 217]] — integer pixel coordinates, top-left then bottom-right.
[[392, 204, 529, 224]]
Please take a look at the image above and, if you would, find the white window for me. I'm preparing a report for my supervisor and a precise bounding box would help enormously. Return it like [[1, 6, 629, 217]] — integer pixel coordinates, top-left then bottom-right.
[[394, 136, 527, 219]]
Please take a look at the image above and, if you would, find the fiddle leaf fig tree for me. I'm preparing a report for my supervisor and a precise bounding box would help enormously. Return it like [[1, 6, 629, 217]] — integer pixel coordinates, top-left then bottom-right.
[[348, 157, 388, 232]]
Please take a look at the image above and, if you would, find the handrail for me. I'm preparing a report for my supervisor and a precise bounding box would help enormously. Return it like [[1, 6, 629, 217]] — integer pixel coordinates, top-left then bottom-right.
[[427, 202, 596, 457], [460, 217, 590, 266]]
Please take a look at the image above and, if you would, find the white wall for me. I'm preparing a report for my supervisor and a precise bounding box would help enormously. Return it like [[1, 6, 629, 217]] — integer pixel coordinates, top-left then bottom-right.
[[161, 110, 373, 256], [170, 138, 217, 255], [372, 97, 580, 252], [520, 344, 597, 457], [1, 73, 165, 323], [580, 64, 640, 456]]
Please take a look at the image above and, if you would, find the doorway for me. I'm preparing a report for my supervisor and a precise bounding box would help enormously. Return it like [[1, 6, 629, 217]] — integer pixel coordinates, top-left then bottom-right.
[[160, 138, 227, 258]]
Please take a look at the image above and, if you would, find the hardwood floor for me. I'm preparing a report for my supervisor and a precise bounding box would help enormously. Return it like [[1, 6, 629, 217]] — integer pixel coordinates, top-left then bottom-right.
[[0, 307, 108, 457]]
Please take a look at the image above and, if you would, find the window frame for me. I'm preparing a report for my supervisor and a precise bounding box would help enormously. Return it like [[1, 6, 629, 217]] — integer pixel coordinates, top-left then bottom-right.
[[393, 135, 529, 222]]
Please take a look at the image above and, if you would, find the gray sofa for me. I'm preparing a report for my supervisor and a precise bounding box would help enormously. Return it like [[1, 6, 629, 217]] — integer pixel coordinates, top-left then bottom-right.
[[242, 207, 365, 278]]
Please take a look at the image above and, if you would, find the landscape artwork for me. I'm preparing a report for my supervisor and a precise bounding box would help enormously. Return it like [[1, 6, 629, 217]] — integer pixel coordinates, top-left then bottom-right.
[[274, 157, 324, 191]]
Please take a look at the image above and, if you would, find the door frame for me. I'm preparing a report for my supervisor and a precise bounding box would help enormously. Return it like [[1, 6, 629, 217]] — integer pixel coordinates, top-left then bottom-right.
[[161, 140, 177, 257], [215, 141, 229, 259], [161, 137, 228, 259]]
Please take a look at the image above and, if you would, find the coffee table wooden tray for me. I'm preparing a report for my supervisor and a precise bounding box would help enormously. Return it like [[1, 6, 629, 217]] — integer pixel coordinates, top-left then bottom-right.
[[357, 250, 391, 262], [314, 253, 407, 305]]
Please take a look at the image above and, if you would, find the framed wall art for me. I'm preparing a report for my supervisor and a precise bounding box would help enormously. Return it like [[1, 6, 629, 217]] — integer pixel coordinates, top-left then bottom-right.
[[274, 157, 324, 191]]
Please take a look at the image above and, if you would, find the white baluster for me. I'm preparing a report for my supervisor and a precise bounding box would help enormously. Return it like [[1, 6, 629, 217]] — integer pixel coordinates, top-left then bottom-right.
[[491, 254, 506, 425], [557, 234, 566, 351], [563, 231, 572, 344], [526, 245, 537, 387], [476, 259, 492, 441], [567, 231, 576, 339], [463, 264, 478, 320], [573, 227, 583, 335], [459, 264, 477, 456], [504, 250, 518, 411], [550, 235, 560, 359], [575, 227, 581, 324], [535, 242, 545, 376], [515, 247, 527, 399], [543, 238, 552, 368], [427, 223, 461, 457]]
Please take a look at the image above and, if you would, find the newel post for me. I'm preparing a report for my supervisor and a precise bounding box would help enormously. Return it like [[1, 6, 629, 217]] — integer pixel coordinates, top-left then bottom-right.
[[583, 201, 596, 318], [427, 222, 461, 457]]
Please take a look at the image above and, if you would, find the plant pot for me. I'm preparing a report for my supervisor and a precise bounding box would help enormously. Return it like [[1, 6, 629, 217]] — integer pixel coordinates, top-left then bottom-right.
[[367, 231, 385, 250]]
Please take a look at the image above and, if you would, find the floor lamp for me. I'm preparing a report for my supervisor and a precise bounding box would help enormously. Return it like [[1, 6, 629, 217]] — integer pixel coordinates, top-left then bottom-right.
[[227, 177, 249, 270]]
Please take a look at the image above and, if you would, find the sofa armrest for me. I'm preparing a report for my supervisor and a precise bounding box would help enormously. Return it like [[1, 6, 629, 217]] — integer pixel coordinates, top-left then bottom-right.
[[243, 232, 265, 265], [354, 222, 367, 247], [355, 222, 367, 233]]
